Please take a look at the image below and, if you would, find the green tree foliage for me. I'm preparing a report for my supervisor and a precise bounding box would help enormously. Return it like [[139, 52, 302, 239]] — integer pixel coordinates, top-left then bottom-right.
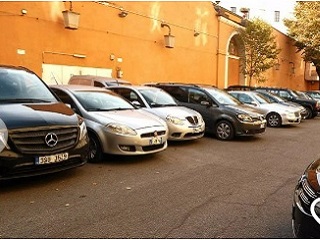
[[238, 18, 280, 86], [284, 1, 320, 83]]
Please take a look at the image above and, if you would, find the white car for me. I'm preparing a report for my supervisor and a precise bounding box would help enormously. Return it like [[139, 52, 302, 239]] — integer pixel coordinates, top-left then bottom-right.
[[50, 85, 169, 162], [229, 90, 301, 127], [108, 85, 205, 141]]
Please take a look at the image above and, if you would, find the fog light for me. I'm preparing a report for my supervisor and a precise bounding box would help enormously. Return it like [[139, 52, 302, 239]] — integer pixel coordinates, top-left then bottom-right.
[[119, 145, 135, 152]]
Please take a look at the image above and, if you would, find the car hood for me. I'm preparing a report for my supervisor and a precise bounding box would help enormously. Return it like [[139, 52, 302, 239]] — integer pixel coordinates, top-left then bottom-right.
[[87, 109, 166, 130], [225, 104, 266, 116], [0, 102, 77, 129], [144, 106, 201, 119], [260, 103, 298, 113]]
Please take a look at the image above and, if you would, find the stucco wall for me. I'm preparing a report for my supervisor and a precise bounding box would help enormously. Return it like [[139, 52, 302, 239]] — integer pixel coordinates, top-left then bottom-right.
[[0, 1, 313, 90]]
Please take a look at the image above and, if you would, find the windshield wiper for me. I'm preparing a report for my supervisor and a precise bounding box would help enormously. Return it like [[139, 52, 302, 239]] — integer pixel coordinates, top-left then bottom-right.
[[87, 107, 133, 111]]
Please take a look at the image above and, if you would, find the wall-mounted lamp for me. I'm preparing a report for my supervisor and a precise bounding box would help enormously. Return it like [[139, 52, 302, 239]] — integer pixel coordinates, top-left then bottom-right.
[[118, 10, 128, 18], [289, 61, 295, 74], [274, 59, 280, 70], [62, 1, 80, 30], [21, 9, 27, 15], [194, 30, 200, 37], [161, 23, 175, 48], [72, 54, 86, 58]]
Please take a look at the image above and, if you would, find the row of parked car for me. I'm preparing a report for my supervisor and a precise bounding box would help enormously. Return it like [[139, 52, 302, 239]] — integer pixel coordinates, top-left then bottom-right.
[[1, 65, 320, 237]]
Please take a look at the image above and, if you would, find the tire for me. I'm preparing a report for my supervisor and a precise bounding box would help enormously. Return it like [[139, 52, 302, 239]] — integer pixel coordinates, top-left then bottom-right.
[[215, 120, 234, 140], [306, 107, 315, 119], [305, 107, 313, 119], [267, 112, 282, 127], [88, 133, 103, 163]]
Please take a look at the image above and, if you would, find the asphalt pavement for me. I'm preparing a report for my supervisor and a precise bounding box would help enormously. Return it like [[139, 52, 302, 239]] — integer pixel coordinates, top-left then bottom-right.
[[1, 117, 320, 238]]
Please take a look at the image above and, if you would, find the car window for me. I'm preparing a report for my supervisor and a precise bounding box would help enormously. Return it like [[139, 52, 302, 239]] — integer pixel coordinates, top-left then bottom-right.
[[205, 88, 240, 105], [94, 81, 105, 88], [113, 88, 146, 107], [278, 90, 291, 98], [254, 93, 270, 104], [52, 88, 80, 114], [74, 91, 134, 111], [139, 88, 177, 107], [0, 68, 57, 103], [160, 86, 188, 102], [237, 93, 253, 104], [187, 88, 210, 104]]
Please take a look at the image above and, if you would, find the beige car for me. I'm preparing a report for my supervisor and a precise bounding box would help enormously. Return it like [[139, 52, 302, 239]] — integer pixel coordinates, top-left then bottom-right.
[[50, 85, 169, 162]]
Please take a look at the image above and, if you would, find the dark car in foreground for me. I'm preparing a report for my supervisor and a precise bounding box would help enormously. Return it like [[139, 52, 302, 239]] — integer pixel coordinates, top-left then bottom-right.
[[0, 65, 89, 180], [150, 83, 266, 140], [292, 158, 320, 238]]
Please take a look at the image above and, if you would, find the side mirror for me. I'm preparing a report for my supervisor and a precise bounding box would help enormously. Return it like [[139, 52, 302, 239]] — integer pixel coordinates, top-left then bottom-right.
[[131, 100, 141, 108], [201, 101, 211, 107], [250, 101, 257, 106]]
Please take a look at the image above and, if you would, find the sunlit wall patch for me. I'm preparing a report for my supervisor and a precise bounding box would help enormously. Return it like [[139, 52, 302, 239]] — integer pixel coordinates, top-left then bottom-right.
[[0, 118, 8, 152]]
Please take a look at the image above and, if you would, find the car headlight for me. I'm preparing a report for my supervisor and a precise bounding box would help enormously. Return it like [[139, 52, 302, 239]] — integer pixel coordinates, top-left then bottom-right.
[[237, 113, 253, 122], [0, 119, 9, 150], [166, 115, 185, 125], [78, 116, 87, 141], [106, 123, 137, 136], [305, 158, 320, 193]]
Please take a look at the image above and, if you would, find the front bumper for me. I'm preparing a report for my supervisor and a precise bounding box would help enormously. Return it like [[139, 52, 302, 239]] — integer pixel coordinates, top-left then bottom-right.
[[281, 114, 301, 125], [235, 119, 267, 136], [0, 135, 89, 180], [99, 126, 169, 155], [167, 122, 205, 141]]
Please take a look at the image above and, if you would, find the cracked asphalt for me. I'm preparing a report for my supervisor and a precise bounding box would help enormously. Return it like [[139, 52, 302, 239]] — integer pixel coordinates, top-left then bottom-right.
[[1, 117, 320, 238]]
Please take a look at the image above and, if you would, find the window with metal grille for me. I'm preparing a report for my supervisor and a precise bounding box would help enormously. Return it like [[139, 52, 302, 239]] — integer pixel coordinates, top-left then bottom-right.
[[274, 11, 280, 22]]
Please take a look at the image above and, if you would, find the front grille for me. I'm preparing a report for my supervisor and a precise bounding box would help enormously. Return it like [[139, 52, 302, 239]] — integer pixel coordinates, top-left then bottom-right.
[[186, 116, 199, 125], [298, 177, 318, 213], [142, 143, 165, 152], [141, 131, 166, 138], [184, 132, 204, 138], [9, 125, 79, 155]]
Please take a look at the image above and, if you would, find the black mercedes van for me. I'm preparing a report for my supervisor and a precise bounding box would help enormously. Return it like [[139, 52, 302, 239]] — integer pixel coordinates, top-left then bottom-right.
[[0, 65, 89, 180]]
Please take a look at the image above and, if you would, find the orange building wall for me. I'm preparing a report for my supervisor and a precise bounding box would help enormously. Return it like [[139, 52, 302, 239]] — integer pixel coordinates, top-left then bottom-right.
[[0, 1, 312, 90]]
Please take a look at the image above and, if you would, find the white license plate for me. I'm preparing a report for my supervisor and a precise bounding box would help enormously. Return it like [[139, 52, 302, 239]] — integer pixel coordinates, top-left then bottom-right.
[[36, 152, 69, 165], [149, 136, 162, 145], [260, 123, 265, 128]]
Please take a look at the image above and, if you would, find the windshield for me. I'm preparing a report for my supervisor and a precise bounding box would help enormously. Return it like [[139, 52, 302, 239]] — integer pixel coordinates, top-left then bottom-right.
[[0, 68, 57, 103], [206, 88, 241, 105], [139, 88, 177, 107], [259, 91, 285, 103], [253, 92, 271, 104], [74, 91, 134, 111]]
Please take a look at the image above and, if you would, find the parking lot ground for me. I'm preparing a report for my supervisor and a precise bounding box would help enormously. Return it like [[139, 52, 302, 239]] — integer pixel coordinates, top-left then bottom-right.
[[1, 118, 320, 238]]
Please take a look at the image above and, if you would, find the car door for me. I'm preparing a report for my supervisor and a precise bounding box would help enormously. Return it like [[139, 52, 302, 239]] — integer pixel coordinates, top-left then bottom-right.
[[182, 87, 219, 133]]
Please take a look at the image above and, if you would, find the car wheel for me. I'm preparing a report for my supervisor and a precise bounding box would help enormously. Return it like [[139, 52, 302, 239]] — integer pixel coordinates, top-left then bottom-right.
[[305, 107, 313, 119], [88, 133, 103, 163], [267, 112, 281, 127], [215, 120, 234, 140]]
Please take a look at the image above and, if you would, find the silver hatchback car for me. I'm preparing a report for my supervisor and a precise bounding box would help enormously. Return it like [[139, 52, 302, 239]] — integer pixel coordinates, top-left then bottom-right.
[[50, 85, 169, 162], [108, 85, 205, 141], [229, 90, 302, 127]]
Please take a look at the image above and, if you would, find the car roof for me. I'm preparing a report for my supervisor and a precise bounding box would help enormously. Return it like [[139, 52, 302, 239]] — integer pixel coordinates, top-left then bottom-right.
[[109, 85, 162, 91], [50, 84, 113, 93], [69, 75, 131, 84]]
